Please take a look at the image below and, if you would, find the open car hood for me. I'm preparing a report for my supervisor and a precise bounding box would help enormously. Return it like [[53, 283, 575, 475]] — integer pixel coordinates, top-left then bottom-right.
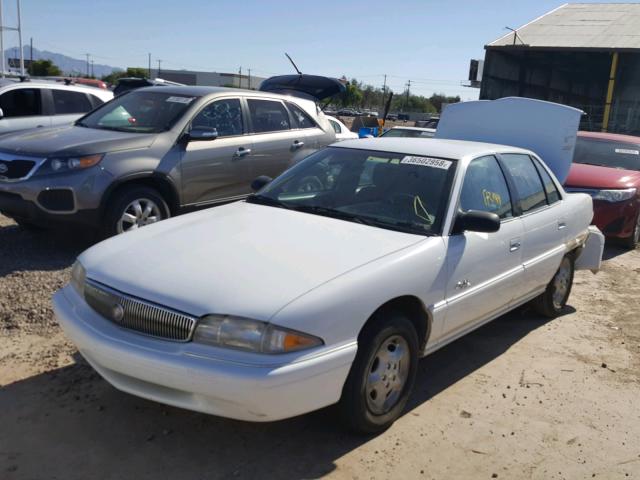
[[435, 97, 583, 183], [259, 74, 346, 101]]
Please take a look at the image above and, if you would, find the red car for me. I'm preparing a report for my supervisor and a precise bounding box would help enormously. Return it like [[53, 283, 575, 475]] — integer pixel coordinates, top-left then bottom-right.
[[565, 131, 640, 248]]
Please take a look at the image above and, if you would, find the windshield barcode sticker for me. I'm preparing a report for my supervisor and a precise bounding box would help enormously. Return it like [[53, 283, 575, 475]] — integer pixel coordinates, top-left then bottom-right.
[[166, 96, 194, 104], [401, 156, 452, 169], [615, 148, 639, 155]]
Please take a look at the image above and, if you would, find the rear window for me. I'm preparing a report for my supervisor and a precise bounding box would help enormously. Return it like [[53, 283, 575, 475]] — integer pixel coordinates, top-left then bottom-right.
[[501, 153, 547, 214], [52, 89, 93, 115], [248, 99, 290, 133], [287, 102, 317, 129], [574, 137, 640, 172]]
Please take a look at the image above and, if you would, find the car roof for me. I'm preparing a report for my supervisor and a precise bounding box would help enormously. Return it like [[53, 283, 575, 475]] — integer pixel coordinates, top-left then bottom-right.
[[138, 84, 315, 100], [0, 77, 111, 95], [332, 137, 532, 160], [390, 126, 436, 132], [578, 130, 640, 144]]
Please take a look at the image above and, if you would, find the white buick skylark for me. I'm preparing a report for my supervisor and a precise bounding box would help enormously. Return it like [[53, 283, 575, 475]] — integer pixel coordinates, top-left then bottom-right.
[[53, 137, 603, 433]]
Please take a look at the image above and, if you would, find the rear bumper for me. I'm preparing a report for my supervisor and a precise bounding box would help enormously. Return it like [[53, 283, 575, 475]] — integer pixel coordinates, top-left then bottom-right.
[[52, 286, 356, 422], [592, 198, 639, 239]]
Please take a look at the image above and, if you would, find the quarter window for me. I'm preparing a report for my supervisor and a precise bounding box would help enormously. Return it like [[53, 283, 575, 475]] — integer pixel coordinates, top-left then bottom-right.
[[191, 98, 243, 137], [460, 155, 513, 219], [532, 157, 561, 204], [501, 153, 547, 214], [52, 89, 93, 114], [328, 119, 341, 134], [287, 102, 317, 129], [0, 88, 42, 117], [247, 99, 290, 133]]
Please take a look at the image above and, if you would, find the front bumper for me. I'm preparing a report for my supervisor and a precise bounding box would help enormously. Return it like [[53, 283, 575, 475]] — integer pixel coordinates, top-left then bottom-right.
[[592, 198, 639, 239], [52, 286, 357, 422]]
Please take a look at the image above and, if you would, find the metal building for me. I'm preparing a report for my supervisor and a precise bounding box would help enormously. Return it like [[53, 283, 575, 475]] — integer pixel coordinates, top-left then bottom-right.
[[480, 3, 640, 134], [148, 68, 265, 90]]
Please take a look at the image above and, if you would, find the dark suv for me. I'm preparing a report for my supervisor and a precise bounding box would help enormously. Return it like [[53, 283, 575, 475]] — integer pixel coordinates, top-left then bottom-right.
[[0, 75, 343, 235]]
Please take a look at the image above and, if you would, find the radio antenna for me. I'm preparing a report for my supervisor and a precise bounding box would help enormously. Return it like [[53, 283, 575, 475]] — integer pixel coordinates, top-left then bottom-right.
[[285, 52, 302, 75]]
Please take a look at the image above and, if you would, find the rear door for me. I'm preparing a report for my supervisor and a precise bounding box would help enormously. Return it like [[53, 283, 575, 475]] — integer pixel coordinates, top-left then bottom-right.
[[245, 97, 304, 179], [442, 155, 524, 337], [180, 97, 253, 205], [499, 153, 566, 298], [49, 88, 95, 127], [0, 87, 51, 132]]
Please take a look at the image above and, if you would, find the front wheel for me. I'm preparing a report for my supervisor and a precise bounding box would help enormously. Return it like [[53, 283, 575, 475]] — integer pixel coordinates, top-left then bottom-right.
[[339, 312, 419, 434], [103, 186, 169, 237], [620, 212, 640, 249], [532, 254, 575, 318]]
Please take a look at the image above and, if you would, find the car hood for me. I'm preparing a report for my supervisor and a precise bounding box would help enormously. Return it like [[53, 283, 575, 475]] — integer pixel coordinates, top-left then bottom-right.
[[565, 163, 640, 189], [80, 201, 425, 320], [0, 125, 157, 157]]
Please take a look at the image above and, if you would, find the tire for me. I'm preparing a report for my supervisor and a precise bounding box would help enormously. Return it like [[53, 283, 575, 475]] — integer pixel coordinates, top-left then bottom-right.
[[532, 254, 575, 318], [620, 212, 640, 249], [102, 186, 169, 237], [339, 311, 419, 434]]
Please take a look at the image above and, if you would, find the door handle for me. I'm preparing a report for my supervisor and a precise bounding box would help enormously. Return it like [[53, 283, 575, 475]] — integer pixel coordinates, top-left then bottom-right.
[[510, 239, 521, 252], [558, 221, 567, 230], [234, 147, 251, 158], [292, 140, 304, 149]]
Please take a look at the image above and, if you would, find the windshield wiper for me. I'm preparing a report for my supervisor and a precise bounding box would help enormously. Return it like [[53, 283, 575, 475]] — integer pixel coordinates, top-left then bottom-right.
[[246, 194, 292, 209], [291, 205, 370, 225]]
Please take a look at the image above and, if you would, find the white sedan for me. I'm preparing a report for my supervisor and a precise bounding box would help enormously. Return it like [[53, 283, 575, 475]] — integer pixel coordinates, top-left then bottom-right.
[[326, 115, 359, 141], [53, 138, 603, 433]]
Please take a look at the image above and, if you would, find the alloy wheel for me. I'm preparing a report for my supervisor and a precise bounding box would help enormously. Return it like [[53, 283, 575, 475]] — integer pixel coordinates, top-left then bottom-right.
[[117, 198, 162, 234]]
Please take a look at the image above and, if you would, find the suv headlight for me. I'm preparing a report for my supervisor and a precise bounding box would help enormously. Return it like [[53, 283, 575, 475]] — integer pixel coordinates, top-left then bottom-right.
[[592, 188, 637, 202], [193, 315, 323, 354], [70, 260, 86, 297], [50, 154, 104, 172]]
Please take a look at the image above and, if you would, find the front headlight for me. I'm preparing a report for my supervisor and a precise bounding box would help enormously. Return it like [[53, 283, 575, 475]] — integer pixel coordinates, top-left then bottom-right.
[[193, 315, 323, 354], [70, 260, 86, 297], [592, 188, 637, 202], [50, 154, 104, 172]]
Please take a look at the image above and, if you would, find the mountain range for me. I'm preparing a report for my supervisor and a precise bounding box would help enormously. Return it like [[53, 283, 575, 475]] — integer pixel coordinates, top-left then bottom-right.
[[4, 46, 121, 77]]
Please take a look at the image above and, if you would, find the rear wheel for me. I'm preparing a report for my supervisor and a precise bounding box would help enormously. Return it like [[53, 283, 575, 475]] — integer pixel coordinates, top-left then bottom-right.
[[620, 212, 640, 249], [339, 312, 419, 434], [532, 254, 575, 318], [103, 186, 169, 237]]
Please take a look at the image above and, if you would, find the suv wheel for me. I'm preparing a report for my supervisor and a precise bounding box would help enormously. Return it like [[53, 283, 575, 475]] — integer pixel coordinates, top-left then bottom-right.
[[532, 254, 575, 318], [104, 186, 169, 237], [339, 312, 419, 434]]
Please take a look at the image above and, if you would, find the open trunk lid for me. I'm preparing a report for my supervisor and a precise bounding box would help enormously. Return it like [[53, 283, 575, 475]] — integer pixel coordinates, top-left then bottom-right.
[[435, 97, 584, 183], [259, 74, 346, 101]]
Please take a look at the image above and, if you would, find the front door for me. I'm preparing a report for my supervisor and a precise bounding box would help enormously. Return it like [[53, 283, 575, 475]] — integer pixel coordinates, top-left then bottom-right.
[[442, 155, 524, 338], [180, 97, 253, 206], [0, 87, 51, 133]]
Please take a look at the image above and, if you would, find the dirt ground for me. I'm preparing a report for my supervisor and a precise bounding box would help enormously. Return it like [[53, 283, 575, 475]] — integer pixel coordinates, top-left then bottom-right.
[[1, 212, 639, 480]]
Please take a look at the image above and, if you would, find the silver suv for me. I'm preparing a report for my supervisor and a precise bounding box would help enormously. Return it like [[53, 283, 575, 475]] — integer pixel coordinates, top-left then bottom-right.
[[0, 78, 113, 133], [0, 75, 342, 236]]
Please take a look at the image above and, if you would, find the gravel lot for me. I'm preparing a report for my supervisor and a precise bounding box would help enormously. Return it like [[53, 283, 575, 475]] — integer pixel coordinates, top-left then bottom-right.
[[1, 212, 639, 480]]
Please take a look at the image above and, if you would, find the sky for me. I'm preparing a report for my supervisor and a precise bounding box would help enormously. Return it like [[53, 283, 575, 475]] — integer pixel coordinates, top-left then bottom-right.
[[0, 0, 630, 100]]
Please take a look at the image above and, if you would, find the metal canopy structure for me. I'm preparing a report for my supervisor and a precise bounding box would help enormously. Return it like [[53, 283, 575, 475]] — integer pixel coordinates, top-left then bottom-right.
[[488, 3, 640, 51]]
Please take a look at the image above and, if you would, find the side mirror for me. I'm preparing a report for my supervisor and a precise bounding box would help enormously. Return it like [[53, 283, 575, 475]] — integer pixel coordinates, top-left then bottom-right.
[[187, 126, 218, 141], [251, 175, 273, 192], [452, 210, 500, 234]]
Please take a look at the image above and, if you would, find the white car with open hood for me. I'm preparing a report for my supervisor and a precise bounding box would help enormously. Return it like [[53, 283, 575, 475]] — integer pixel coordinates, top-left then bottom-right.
[[53, 134, 603, 432]]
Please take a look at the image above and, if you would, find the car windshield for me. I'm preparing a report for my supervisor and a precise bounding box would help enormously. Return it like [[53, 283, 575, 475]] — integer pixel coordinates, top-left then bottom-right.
[[383, 128, 434, 138], [574, 137, 640, 172], [77, 91, 197, 133], [247, 147, 456, 235]]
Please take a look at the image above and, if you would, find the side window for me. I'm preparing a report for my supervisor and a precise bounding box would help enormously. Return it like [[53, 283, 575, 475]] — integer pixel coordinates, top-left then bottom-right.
[[191, 98, 243, 137], [247, 99, 290, 133], [52, 90, 93, 114], [532, 157, 561, 204], [287, 102, 317, 129], [0, 88, 42, 117], [460, 155, 513, 219], [501, 153, 547, 214], [88, 94, 106, 109], [328, 119, 341, 134]]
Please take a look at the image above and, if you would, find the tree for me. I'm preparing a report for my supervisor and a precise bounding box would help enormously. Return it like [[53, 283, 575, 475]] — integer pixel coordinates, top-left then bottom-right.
[[102, 67, 149, 86], [336, 80, 363, 108], [28, 59, 61, 77], [429, 93, 461, 113]]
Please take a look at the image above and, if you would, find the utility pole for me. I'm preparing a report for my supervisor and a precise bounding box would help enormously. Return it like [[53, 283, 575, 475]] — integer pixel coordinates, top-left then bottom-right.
[[405, 80, 411, 110], [238, 66, 242, 88], [147, 53, 151, 78], [84, 53, 90, 77], [382, 74, 387, 108], [157, 59, 161, 76], [16, 0, 23, 75], [90, 59, 94, 78], [29, 36, 31, 75], [247, 68, 251, 89]]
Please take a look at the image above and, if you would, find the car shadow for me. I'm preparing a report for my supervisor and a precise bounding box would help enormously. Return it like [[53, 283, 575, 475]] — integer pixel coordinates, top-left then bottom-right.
[[0, 305, 562, 480], [602, 241, 633, 261], [0, 220, 96, 276]]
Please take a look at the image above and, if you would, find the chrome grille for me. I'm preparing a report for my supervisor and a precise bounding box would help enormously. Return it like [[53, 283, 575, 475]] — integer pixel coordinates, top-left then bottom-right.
[[84, 280, 197, 342]]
